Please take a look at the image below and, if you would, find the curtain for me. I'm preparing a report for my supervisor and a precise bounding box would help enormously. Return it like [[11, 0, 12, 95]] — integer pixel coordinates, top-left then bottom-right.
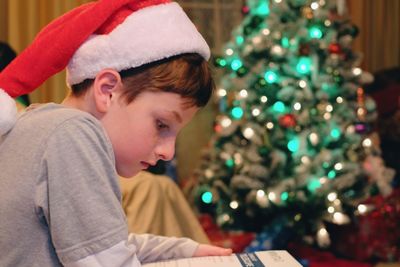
[[348, 0, 400, 72], [0, 0, 92, 104], [1, 0, 399, 180]]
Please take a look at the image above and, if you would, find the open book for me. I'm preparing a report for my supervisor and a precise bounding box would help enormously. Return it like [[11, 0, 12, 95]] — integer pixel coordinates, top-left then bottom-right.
[[143, 250, 302, 267]]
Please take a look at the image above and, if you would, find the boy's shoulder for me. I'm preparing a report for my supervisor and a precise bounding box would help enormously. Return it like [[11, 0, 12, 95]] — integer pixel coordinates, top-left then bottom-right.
[[21, 103, 97, 125], [15, 103, 102, 138]]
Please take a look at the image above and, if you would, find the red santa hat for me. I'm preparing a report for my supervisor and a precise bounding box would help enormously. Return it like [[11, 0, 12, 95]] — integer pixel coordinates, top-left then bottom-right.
[[0, 0, 210, 135]]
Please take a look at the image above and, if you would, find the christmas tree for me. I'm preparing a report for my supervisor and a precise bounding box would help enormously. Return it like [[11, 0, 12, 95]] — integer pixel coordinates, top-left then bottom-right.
[[193, 0, 395, 250]]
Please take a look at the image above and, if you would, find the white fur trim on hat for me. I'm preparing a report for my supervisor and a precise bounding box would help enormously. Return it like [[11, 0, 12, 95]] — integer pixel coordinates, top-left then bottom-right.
[[66, 2, 210, 86], [0, 88, 17, 136]]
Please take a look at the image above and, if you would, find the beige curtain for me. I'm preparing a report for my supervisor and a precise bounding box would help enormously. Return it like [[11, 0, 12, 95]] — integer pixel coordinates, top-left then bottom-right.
[[1, 0, 399, 181], [348, 0, 400, 72], [0, 0, 92, 103]]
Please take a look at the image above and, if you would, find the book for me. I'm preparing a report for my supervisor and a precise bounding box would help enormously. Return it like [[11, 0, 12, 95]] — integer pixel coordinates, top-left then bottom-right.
[[143, 250, 302, 267]]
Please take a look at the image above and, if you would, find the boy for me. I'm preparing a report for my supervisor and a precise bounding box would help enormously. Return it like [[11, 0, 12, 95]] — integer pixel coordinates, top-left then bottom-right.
[[0, 0, 231, 266]]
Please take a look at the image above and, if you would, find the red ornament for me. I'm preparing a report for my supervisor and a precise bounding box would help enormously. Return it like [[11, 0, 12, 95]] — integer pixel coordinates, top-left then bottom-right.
[[299, 43, 310, 56], [241, 5, 250, 15], [328, 43, 341, 54], [279, 114, 297, 128]]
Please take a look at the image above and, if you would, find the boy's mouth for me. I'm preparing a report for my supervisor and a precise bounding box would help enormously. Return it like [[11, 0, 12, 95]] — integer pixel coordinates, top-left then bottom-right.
[[140, 162, 150, 169]]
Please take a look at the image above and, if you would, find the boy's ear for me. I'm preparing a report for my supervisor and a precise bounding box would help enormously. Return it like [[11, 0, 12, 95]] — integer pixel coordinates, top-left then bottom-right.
[[92, 69, 122, 113]]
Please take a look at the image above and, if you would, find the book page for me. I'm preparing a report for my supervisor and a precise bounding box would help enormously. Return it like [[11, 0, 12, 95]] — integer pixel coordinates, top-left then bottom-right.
[[142, 250, 302, 267]]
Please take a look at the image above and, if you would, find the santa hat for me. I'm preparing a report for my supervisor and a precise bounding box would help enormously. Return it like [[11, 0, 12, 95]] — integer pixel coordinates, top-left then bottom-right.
[[0, 0, 210, 135]]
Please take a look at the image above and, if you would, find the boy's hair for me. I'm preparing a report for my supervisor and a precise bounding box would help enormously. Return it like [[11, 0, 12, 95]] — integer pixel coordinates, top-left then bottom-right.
[[71, 53, 214, 108], [0, 42, 17, 71]]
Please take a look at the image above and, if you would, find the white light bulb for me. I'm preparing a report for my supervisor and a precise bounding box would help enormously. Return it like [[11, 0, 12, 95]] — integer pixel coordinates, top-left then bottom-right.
[[230, 201, 239, 209], [217, 88, 227, 97], [243, 127, 255, 139], [260, 96, 268, 103]]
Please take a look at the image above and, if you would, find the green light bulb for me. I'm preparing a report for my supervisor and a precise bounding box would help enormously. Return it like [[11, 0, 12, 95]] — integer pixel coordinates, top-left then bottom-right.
[[256, 2, 270, 16], [225, 158, 234, 168], [219, 59, 227, 67], [236, 36, 244, 45], [309, 26, 323, 39], [330, 128, 341, 139], [264, 70, 279, 84], [281, 37, 290, 48], [288, 138, 299, 152], [281, 191, 289, 201], [273, 101, 285, 113], [307, 179, 321, 192], [231, 107, 244, 119], [328, 170, 336, 179], [296, 57, 312, 74], [201, 192, 213, 204], [231, 59, 243, 71]]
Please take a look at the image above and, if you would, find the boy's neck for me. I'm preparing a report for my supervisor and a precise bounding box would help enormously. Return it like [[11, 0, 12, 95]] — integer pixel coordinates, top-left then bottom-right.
[[62, 94, 96, 117]]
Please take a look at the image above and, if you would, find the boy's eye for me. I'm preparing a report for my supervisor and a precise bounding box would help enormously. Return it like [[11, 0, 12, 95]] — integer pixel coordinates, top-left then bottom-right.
[[156, 120, 169, 131]]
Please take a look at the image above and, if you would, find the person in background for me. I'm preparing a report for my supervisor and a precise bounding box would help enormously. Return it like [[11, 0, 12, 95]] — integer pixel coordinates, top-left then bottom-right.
[[0, 0, 231, 266], [119, 171, 211, 244]]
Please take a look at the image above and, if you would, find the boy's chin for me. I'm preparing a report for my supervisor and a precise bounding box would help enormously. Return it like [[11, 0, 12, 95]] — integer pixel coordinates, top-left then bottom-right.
[[117, 167, 141, 179]]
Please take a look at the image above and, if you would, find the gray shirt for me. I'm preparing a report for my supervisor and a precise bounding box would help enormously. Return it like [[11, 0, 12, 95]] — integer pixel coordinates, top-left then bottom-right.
[[0, 103, 197, 266]]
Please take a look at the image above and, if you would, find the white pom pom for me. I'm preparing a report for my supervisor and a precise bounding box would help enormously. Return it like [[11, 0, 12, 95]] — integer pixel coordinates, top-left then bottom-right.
[[0, 88, 17, 136]]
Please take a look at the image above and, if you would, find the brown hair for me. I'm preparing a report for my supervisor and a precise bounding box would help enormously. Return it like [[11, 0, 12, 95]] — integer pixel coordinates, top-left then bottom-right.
[[71, 53, 214, 107]]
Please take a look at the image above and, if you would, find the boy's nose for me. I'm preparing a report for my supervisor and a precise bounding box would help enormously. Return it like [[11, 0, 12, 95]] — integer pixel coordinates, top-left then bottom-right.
[[155, 139, 175, 161]]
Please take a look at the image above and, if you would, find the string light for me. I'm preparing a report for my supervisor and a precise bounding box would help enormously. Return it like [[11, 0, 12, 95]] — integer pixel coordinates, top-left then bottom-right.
[[217, 88, 227, 97], [301, 156, 311, 164], [201, 191, 213, 204], [309, 26, 323, 39], [352, 67, 362, 76], [231, 59, 243, 71], [327, 192, 337, 202], [296, 57, 312, 74], [264, 70, 279, 83], [324, 20, 331, 27], [309, 132, 319, 145], [231, 107, 244, 119], [288, 137, 300, 152], [239, 89, 248, 98], [230, 200, 239, 209], [311, 2, 319, 10], [362, 138, 372, 147], [273, 101, 285, 113], [323, 113, 332, 120], [205, 169, 214, 179], [252, 108, 261, 116], [221, 117, 232, 128], [357, 204, 367, 214], [266, 122, 274, 129], [243, 127, 255, 139], [262, 28, 270, 35], [256, 190, 269, 207], [299, 80, 307, 88], [281, 192, 289, 201], [268, 192, 277, 202], [334, 163, 343, 171], [225, 48, 234, 56], [260, 96, 268, 103], [252, 36, 262, 45]]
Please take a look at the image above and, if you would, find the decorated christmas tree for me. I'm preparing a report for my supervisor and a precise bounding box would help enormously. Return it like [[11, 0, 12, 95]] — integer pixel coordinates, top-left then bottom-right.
[[193, 0, 396, 253]]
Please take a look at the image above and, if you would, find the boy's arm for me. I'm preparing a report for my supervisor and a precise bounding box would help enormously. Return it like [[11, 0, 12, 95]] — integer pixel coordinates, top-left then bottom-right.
[[128, 233, 198, 262], [64, 234, 231, 267]]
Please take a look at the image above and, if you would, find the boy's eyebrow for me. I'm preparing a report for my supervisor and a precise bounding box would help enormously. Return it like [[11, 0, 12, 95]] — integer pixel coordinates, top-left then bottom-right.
[[171, 111, 182, 123]]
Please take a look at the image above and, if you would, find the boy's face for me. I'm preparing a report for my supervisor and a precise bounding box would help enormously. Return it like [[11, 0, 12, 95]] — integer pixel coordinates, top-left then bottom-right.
[[100, 91, 199, 178]]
